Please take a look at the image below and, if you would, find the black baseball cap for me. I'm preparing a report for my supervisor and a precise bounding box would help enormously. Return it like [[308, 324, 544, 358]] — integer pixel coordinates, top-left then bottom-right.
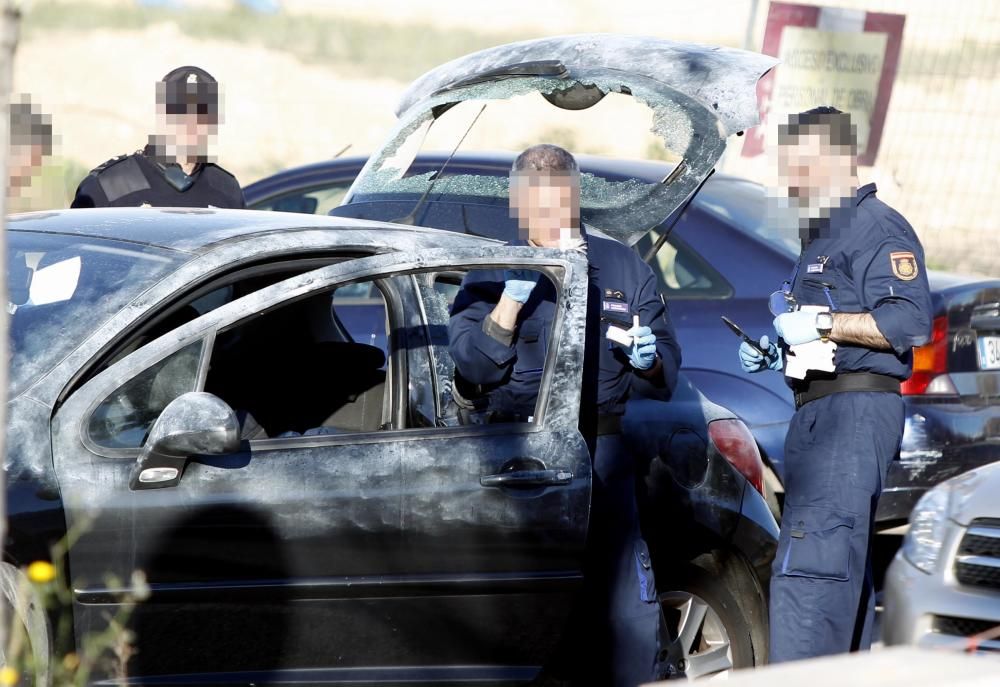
[[157, 66, 220, 119]]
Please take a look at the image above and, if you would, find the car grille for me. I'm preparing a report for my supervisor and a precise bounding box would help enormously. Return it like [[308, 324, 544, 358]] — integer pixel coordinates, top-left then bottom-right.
[[955, 519, 1000, 590], [933, 615, 1000, 638]]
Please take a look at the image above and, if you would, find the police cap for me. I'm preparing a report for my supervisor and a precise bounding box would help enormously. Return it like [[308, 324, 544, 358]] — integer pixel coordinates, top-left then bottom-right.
[[157, 66, 220, 121]]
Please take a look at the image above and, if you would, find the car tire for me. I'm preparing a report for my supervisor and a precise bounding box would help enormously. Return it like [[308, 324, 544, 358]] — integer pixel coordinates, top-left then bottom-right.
[[0, 562, 52, 687], [657, 552, 767, 679]]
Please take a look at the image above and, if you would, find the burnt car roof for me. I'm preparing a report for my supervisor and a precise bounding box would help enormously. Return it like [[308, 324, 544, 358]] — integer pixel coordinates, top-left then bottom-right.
[[6, 207, 495, 254], [397, 33, 778, 137]]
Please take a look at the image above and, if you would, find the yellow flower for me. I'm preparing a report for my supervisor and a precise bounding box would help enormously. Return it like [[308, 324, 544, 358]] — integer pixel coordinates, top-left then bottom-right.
[[62, 652, 80, 671], [0, 666, 20, 686], [27, 560, 56, 584]]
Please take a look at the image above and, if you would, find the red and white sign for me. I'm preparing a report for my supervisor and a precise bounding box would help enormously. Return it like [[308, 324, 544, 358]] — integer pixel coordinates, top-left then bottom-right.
[[742, 2, 906, 166]]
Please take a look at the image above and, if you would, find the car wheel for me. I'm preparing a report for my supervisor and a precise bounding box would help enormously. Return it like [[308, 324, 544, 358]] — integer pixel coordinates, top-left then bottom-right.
[[0, 563, 52, 686], [658, 554, 765, 680]]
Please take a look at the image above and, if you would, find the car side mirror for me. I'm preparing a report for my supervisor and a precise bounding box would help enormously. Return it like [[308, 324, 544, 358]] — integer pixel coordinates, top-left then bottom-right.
[[129, 392, 240, 490]]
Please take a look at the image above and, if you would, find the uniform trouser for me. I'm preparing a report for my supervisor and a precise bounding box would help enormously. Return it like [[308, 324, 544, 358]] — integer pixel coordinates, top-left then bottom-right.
[[583, 432, 661, 686], [769, 391, 904, 663]]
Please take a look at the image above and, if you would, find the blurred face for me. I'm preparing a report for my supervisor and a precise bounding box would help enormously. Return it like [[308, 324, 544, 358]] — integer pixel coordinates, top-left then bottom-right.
[[7, 143, 45, 193], [510, 170, 581, 247], [777, 126, 857, 220], [157, 108, 218, 163]]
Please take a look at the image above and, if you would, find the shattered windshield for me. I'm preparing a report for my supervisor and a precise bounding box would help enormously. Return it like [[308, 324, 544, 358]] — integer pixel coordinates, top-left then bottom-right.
[[345, 75, 726, 244], [7, 231, 185, 397]]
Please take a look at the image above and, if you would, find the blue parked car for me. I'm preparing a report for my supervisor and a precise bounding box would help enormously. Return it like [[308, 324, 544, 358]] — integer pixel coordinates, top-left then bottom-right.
[[245, 152, 1000, 527]]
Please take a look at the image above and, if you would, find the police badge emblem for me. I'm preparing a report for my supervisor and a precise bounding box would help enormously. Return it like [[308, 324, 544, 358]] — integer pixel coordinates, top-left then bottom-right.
[[890, 251, 918, 280]]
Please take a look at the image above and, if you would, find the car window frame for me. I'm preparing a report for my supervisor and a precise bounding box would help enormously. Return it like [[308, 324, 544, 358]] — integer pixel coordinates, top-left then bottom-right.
[[81, 334, 215, 458], [248, 181, 355, 215], [402, 266, 567, 431], [200, 277, 399, 438], [331, 279, 392, 360], [72, 247, 586, 460], [645, 227, 733, 301], [63, 253, 370, 404], [253, 260, 573, 452]]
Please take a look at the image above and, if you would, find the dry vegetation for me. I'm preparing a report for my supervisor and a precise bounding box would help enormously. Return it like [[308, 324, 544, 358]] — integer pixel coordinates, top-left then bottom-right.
[[12, 0, 999, 275]]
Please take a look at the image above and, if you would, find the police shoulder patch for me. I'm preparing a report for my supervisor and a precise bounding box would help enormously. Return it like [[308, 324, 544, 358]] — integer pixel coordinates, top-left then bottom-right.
[[97, 156, 151, 202], [890, 251, 919, 281], [90, 153, 129, 175]]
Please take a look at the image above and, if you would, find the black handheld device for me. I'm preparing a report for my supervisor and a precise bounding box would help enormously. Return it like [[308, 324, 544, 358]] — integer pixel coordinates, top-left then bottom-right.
[[721, 316, 769, 357]]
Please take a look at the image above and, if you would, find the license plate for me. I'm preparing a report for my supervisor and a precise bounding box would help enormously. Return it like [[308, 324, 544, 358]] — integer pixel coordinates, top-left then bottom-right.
[[978, 336, 1000, 370]]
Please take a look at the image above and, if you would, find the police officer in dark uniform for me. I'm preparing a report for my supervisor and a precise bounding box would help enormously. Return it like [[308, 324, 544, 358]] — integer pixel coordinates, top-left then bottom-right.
[[71, 66, 244, 209], [739, 107, 933, 662], [449, 145, 681, 686]]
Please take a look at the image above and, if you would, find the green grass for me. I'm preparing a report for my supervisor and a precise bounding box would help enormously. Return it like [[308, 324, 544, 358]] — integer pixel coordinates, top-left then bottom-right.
[[21, 1, 531, 83]]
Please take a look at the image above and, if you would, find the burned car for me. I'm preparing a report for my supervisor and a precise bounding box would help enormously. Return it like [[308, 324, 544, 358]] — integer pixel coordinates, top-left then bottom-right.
[[3, 35, 778, 684]]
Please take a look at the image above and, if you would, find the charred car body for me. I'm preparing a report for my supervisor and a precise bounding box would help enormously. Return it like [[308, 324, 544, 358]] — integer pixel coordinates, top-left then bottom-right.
[[3, 35, 780, 684]]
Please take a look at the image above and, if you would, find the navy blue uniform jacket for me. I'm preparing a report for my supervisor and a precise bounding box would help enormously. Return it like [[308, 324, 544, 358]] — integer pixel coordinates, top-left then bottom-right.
[[71, 146, 245, 209], [449, 229, 681, 418], [790, 183, 932, 381]]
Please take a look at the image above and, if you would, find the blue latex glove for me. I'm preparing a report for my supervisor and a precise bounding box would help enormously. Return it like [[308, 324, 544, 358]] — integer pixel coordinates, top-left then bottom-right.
[[774, 311, 821, 346], [739, 334, 782, 373], [502, 269, 539, 304], [625, 324, 658, 370]]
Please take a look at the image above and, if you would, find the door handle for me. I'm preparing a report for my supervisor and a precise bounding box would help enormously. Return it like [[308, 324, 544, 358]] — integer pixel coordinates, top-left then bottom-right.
[[480, 469, 573, 488]]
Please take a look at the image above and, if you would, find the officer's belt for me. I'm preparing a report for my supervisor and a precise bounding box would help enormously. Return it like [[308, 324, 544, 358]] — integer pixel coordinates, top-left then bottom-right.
[[792, 372, 900, 409]]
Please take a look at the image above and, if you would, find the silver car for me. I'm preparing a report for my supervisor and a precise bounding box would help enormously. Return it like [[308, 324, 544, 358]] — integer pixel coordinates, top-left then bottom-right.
[[883, 460, 1000, 651]]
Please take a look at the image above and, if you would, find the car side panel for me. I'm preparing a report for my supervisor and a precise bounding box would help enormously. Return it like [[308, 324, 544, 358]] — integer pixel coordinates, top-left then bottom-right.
[[680, 369, 793, 479], [879, 400, 1000, 526], [4, 397, 65, 567], [668, 212, 797, 477]]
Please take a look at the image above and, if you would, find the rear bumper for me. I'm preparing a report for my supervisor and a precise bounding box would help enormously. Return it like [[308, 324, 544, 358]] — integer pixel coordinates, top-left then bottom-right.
[[877, 399, 1000, 527]]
